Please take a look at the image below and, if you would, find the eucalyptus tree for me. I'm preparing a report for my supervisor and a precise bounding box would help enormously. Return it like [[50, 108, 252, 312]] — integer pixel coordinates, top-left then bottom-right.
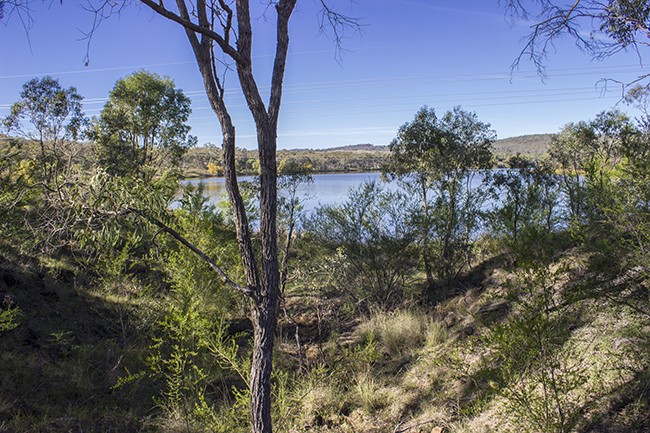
[[76, 2, 359, 432], [2, 77, 89, 252], [90, 70, 196, 181], [547, 121, 593, 223], [3, 76, 86, 186], [383, 106, 494, 290], [548, 109, 635, 224]]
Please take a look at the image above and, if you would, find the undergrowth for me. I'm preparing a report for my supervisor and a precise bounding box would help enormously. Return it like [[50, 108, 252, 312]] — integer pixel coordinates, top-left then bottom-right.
[[1, 228, 649, 433]]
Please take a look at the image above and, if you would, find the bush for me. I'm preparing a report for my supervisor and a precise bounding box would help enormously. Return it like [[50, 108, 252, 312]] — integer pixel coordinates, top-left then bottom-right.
[[305, 181, 418, 307]]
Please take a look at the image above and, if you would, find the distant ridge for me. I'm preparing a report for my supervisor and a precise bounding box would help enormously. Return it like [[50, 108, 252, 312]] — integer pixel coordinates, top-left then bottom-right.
[[315, 143, 389, 153], [300, 134, 553, 156]]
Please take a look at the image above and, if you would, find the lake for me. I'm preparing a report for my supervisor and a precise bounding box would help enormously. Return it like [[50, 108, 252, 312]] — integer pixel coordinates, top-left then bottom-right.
[[184, 173, 394, 212], [183, 171, 490, 214]]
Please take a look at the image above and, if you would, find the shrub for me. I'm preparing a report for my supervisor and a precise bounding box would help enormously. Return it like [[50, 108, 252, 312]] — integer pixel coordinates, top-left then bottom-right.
[[305, 181, 418, 307]]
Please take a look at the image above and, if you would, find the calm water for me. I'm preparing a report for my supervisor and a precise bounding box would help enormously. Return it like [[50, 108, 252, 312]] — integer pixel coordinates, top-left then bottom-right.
[[185, 172, 392, 210], [183, 171, 489, 214]]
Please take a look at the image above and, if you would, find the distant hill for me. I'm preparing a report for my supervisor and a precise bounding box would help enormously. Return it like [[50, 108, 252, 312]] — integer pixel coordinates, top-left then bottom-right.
[[311, 135, 553, 157], [284, 134, 552, 166], [316, 143, 389, 153], [492, 134, 553, 157]]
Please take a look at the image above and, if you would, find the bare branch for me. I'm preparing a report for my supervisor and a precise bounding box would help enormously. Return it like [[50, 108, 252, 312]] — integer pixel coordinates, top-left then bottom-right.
[[217, 0, 233, 46], [77, 0, 231, 69], [79, 0, 129, 65], [507, 0, 650, 82], [268, 0, 296, 127], [126, 207, 258, 298], [0, 0, 36, 53], [137, 0, 245, 64], [317, 0, 364, 62]]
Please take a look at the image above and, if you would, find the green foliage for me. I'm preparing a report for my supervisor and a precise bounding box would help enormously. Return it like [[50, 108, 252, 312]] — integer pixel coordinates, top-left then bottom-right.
[[479, 259, 591, 433], [571, 146, 650, 324], [0, 138, 22, 185], [385, 106, 494, 182], [277, 159, 314, 231], [215, 178, 260, 229], [75, 171, 179, 271], [305, 181, 418, 306], [549, 109, 636, 226], [277, 160, 314, 301], [95, 180, 250, 432], [488, 154, 559, 252], [2, 76, 87, 186], [0, 306, 21, 332], [0, 139, 29, 245], [601, 0, 650, 46], [3, 76, 650, 432], [171, 183, 242, 286], [384, 105, 495, 291], [544, 108, 650, 326], [90, 70, 196, 180], [0, 78, 90, 254], [426, 170, 493, 289], [147, 277, 227, 431]]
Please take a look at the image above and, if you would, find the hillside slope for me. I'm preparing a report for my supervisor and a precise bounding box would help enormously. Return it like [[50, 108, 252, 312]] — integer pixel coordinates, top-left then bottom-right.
[[492, 133, 552, 157]]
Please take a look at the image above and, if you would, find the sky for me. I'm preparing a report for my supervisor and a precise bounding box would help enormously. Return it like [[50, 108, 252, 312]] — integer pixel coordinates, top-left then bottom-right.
[[1, 0, 649, 150]]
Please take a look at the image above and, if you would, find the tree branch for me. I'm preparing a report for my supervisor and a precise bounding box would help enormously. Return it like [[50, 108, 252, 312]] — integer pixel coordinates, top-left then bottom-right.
[[126, 206, 257, 298], [317, 0, 364, 61], [269, 0, 296, 128], [138, 0, 245, 65]]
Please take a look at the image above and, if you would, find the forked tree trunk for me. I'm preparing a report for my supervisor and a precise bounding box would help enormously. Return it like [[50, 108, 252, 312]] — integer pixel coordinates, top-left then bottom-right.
[[163, 1, 295, 431]]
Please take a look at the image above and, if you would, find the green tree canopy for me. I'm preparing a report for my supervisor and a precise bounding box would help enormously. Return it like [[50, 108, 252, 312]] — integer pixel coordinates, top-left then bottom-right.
[[2, 76, 86, 185], [383, 106, 495, 289], [90, 70, 196, 180], [385, 106, 494, 182], [548, 109, 636, 221]]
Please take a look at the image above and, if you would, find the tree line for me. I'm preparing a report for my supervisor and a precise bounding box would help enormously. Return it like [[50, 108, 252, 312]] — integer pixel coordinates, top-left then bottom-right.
[[181, 136, 551, 178]]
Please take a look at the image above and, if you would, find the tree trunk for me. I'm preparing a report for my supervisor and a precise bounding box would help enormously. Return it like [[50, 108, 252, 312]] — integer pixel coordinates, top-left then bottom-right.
[[142, 0, 297, 430], [421, 179, 435, 289], [250, 125, 280, 432], [249, 287, 277, 432]]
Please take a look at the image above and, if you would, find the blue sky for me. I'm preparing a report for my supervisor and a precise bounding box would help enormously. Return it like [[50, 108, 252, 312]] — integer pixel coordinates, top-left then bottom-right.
[[1, 0, 648, 150]]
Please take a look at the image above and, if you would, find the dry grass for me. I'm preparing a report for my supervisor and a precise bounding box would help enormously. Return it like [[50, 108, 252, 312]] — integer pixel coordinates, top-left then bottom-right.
[[356, 309, 448, 357]]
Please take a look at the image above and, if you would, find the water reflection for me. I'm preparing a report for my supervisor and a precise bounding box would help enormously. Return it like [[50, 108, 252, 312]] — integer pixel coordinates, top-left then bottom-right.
[[181, 171, 502, 216], [183, 172, 397, 212]]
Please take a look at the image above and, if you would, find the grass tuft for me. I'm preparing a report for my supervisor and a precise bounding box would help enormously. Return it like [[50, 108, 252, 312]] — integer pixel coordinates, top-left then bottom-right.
[[356, 309, 447, 357]]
